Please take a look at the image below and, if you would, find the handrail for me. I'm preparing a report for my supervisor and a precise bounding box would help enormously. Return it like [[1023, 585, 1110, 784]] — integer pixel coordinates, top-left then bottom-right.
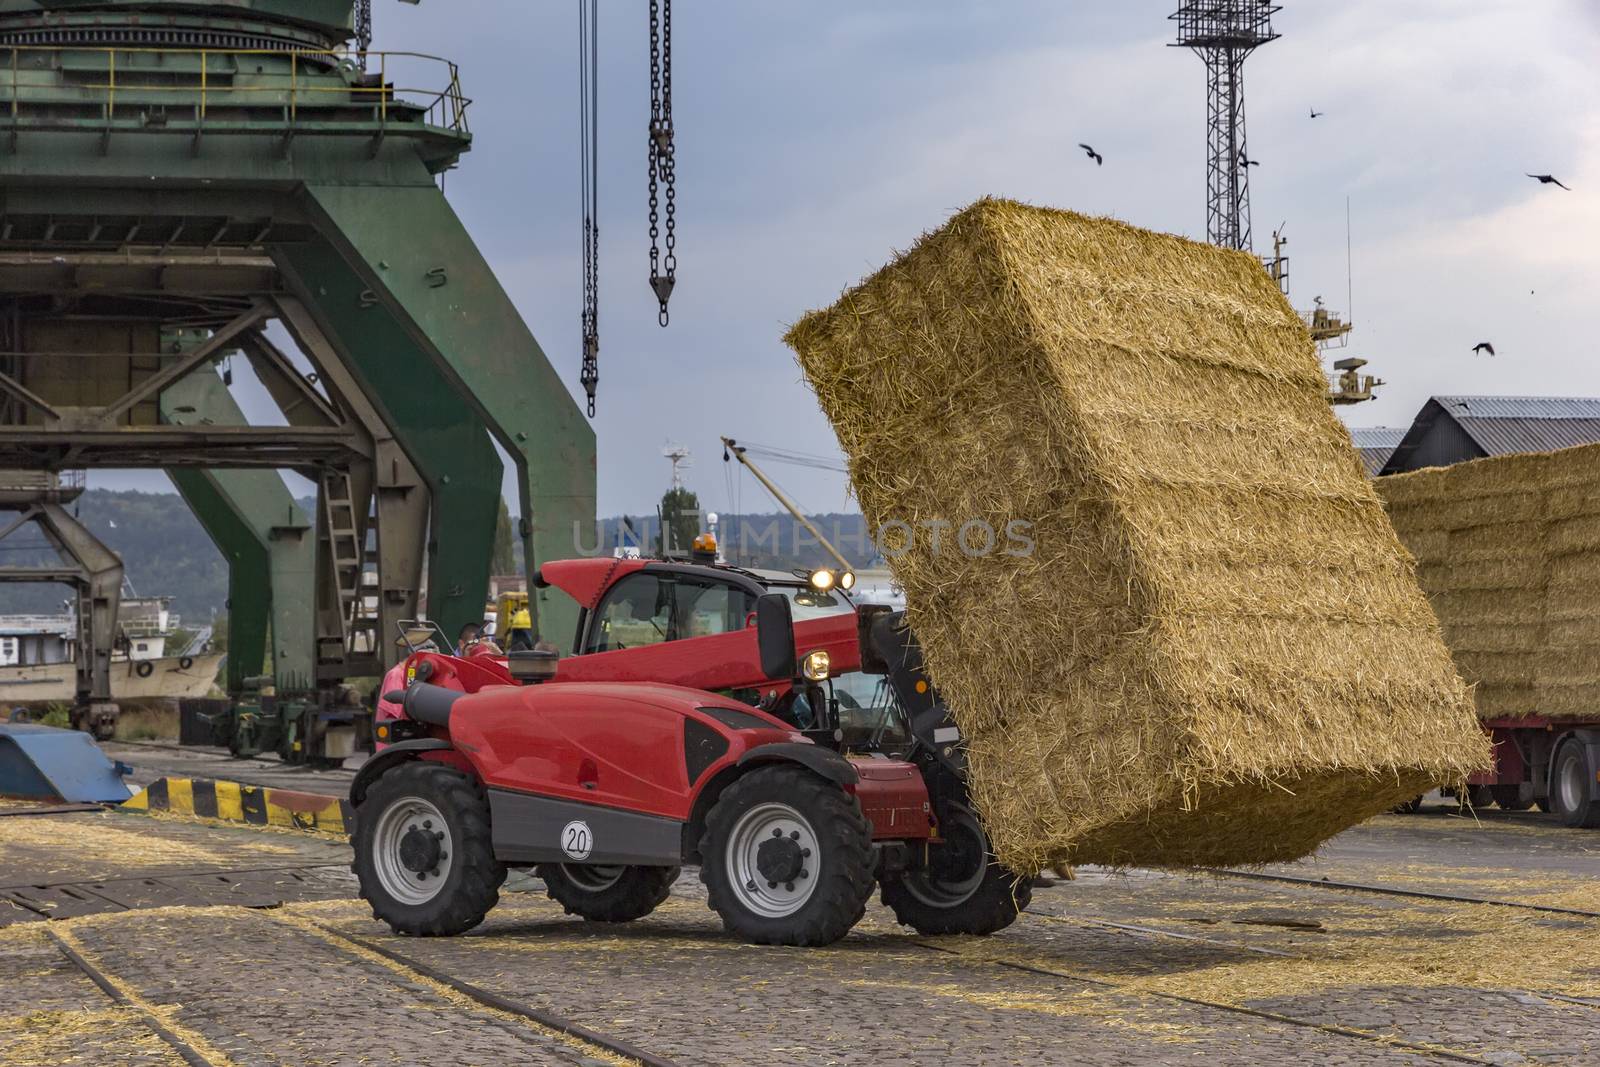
[[0, 45, 470, 135]]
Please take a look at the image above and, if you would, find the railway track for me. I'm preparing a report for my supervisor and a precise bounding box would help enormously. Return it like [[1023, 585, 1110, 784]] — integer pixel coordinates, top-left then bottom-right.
[[1200, 867, 1600, 920], [913, 926, 1499, 1065], [294, 916, 679, 1067], [45, 927, 220, 1067]]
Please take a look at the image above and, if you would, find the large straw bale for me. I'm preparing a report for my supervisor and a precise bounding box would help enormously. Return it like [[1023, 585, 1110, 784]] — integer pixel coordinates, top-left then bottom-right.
[[786, 198, 1487, 871], [1378, 441, 1600, 722], [1475, 685, 1540, 718]]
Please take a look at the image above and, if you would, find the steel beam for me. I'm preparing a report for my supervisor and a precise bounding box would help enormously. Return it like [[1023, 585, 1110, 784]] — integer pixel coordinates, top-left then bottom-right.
[[166, 469, 268, 693], [160, 369, 316, 690], [273, 238, 499, 643], [274, 296, 427, 670], [0, 503, 123, 706], [298, 184, 597, 646]]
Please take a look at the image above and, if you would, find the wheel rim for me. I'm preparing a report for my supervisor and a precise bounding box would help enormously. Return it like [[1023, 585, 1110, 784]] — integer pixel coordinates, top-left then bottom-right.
[[725, 801, 820, 918], [900, 804, 990, 909], [560, 864, 626, 892], [1556, 749, 1585, 814], [371, 796, 453, 905]]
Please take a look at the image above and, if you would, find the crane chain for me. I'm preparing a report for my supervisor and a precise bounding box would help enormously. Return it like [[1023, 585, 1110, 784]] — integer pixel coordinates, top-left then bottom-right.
[[354, 0, 372, 66], [579, 0, 600, 416], [647, 0, 676, 326]]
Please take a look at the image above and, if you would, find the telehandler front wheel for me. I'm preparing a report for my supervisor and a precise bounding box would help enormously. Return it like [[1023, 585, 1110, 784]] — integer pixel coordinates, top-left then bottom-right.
[[537, 863, 679, 922], [353, 761, 506, 936], [699, 764, 875, 946], [881, 804, 1030, 936]]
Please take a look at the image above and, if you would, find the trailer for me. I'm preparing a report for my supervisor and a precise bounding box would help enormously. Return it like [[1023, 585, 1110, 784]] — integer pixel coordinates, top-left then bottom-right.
[[1448, 719, 1600, 827]]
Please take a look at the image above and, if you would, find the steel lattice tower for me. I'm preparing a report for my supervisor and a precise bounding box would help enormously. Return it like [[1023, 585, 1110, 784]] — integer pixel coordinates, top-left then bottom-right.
[[1171, 2, 1280, 251]]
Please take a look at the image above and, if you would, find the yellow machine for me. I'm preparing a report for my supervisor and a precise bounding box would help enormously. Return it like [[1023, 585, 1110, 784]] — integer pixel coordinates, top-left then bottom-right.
[[491, 592, 535, 651]]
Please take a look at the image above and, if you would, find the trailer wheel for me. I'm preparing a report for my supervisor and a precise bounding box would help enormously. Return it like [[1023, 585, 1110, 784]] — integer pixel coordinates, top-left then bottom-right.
[[699, 764, 875, 946], [881, 804, 1031, 936], [537, 863, 678, 922], [1488, 785, 1533, 811], [353, 761, 506, 936], [1550, 739, 1600, 829], [1390, 795, 1424, 815]]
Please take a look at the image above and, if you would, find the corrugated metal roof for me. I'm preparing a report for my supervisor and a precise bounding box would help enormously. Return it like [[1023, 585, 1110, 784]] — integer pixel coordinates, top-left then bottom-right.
[[1456, 417, 1600, 456], [1381, 396, 1600, 475], [1431, 396, 1600, 420], [1433, 396, 1600, 456], [1348, 426, 1406, 478], [1349, 426, 1407, 449]]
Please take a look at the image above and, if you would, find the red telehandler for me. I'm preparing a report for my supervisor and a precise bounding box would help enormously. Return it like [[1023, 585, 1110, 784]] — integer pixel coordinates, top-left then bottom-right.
[[350, 555, 1030, 946]]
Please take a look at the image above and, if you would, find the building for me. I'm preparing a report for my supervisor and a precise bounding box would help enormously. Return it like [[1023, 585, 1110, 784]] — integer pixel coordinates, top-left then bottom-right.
[[1379, 396, 1600, 476], [1348, 426, 1407, 478]]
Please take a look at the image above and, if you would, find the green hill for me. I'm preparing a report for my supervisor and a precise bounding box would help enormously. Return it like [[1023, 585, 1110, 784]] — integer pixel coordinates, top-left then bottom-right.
[[0, 491, 880, 622]]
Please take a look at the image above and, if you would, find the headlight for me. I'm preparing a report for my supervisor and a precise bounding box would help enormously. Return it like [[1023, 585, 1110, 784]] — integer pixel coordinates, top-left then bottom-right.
[[838, 571, 856, 591], [808, 568, 836, 591], [801, 649, 831, 681]]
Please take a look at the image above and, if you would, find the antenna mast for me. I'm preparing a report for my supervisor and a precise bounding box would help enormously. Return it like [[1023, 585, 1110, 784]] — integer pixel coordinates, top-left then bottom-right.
[[662, 443, 692, 491], [1171, 1, 1280, 251]]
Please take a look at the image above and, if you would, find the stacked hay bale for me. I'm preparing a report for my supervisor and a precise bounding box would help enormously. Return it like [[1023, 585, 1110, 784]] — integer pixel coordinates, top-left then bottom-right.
[[1383, 442, 1600, 721], [786, 198, 1488, 872]]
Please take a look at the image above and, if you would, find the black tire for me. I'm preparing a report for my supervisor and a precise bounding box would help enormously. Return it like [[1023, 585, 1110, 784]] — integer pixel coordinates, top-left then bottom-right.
[[353, 760, 506, 936], [880, 804, 1030, 936], [1535, 796, 1552, 814], [1489, 785, 1534, 811], [699, 765, 875, 946], [1549, 739, 1600, 829], [537, 863, 678, 922], [1390, 795, 1424, 815]]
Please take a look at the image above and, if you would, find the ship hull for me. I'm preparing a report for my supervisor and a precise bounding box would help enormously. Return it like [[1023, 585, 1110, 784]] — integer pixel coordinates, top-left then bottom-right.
[[0, 653, 224, 704]]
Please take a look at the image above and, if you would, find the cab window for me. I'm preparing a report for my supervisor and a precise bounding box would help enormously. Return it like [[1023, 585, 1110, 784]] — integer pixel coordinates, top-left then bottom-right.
[[584, 572, 758, 653], [585, 573, 669, 652]]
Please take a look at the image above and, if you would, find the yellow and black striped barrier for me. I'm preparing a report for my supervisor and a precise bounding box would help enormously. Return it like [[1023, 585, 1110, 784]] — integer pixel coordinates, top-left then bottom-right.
[[121, 777, 353, 836]]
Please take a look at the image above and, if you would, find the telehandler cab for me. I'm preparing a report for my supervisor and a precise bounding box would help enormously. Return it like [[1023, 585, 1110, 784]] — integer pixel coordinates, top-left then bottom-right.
[[351, 556, 1029, 946]]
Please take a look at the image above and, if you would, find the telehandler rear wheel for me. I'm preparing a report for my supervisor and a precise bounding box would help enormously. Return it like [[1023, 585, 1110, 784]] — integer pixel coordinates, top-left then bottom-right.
[[881, 804, 1030, 936], [699, 765, 875, 946], [353, 761, 506, 936], [537, 863, 679, 922]]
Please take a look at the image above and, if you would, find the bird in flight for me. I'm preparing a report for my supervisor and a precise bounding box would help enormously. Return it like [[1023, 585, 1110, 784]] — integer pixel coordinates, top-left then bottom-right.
[[1471, 342, 1495, 357], [1309, 107, 1324, 118], [1527, 173, 1571, 190], [1239, 152, 1260, 168], [1078, 143, 1103, 166]]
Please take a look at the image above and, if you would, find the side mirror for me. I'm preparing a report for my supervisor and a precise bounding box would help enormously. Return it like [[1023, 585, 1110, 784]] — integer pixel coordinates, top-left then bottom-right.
[[755, 593, 796, 681], [508, 649, 560, 684], [855, 603, 894, 674]]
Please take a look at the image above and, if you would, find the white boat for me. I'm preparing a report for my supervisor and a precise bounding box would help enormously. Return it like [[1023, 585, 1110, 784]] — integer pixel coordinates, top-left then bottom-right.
[[0, 597, 223, 705]]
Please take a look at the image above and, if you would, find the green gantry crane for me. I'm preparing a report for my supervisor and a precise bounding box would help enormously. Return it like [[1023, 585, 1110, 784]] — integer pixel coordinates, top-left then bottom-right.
[[0, 1, 596, 754]]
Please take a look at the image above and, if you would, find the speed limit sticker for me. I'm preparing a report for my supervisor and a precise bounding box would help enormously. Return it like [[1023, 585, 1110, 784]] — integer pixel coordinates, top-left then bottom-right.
[[560, 820, 593, 861]]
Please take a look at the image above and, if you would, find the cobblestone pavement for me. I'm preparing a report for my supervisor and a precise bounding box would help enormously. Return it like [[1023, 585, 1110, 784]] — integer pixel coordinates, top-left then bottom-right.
[[3, 909, 626, 1067], [1242, 811, 1600, 907], [3, 809, 1600, 1064]]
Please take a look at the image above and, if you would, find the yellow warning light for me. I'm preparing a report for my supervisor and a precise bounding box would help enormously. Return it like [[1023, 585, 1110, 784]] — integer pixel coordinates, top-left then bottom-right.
[[693, 532, 718, 554], [914, 679, 929, 694]]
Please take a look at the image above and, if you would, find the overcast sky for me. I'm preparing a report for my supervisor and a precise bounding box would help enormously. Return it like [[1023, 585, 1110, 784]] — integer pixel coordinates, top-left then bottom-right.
[[94, 1, 1600, 520]]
